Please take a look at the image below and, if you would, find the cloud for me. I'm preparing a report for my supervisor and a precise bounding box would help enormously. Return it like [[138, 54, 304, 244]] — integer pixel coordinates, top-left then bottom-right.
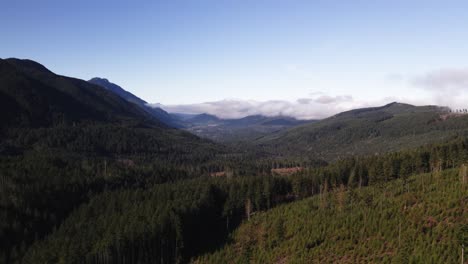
[[296, 98, 313, 104], [149, 94, 360, 120], [385, 73, 405, 82], [148, 67, 468, 120], [412, 68, 468, 93], [411, 68, 468, 109], [314, 95, 353, 104]]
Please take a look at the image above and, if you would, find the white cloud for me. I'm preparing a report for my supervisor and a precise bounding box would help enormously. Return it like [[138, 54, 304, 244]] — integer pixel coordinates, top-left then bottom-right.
[[149, 94, 378, 120], [147, 67, 468, 120], [314, 95, 353, 104], [412, 68, 468, 92], [411, 68, 468, 109]]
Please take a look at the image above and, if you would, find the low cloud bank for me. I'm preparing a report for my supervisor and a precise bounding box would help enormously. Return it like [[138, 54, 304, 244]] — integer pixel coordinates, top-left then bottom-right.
[[148, 67, 468, 120], [150, 95, 371, 120], [412, 68, 468, 110], [412, 68, 468, 92]]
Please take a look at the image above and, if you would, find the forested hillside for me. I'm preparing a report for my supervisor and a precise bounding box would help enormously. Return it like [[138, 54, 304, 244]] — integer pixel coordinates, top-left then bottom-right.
[[257, 102, 468, 160], [4, 0, 468, 263], [0, 59, 152, 127], [196, 169, 467, 263], [12, 137, 468, 263], [1, 59, 467, 264], [0, 58, 225, 263]]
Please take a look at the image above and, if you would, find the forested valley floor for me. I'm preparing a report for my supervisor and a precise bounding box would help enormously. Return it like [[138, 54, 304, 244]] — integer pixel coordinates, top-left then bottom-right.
[[4, 137, 467, 263]]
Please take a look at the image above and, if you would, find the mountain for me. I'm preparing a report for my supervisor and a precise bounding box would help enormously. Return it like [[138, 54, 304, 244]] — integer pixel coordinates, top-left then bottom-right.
[[185, 113, 221, 125], [0, 59, 153, 128], [0, 58, 226, 263], [181, 113, 313, 142], [256, 102, 468, 160], [88, 77, 183, 128], [171, 112, 199, 121], [84, 77, 314, 140], [88, 77, 147, 105], [0, 58, 223, 157], [2, 58, 467, 264]]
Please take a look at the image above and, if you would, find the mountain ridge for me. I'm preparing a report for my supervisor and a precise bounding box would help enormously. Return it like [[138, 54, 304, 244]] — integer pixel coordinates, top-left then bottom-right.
[[1, 58, 155, 127], [88, 77, 183, 128], [256, 101, 468, 160]]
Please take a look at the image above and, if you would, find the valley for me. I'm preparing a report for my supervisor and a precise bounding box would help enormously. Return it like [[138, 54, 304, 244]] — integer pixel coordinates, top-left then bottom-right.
[[0, 58, 466, 264], [3, 2, 468, 263]]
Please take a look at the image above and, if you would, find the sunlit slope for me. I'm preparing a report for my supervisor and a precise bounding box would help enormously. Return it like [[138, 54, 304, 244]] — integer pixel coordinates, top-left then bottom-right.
[[257, 102, 468, 160], [196, 169, 467, 263]]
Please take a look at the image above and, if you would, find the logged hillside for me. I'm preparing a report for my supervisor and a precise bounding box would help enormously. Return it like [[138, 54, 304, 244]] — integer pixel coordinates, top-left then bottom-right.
[[257, 102, 468, 160], [196, 169, 467, 263]]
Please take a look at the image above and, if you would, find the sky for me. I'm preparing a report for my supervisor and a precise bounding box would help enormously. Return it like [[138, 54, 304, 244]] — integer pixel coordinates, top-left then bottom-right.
[[2, 0, 468, 119]]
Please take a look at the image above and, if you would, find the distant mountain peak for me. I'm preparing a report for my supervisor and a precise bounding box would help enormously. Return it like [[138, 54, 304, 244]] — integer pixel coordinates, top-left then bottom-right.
[[186, 113, 220, 124], [383, 102, 413, 108], [89, 77, 110, 83], [384, 101, 399, 106]]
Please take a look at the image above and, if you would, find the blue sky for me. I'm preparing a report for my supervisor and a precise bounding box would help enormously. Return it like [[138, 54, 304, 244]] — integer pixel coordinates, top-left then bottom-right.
[[2, 0, 468, 118]]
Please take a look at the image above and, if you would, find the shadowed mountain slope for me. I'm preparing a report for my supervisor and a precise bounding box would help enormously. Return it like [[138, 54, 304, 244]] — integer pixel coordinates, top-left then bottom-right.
[[88, 77, 183, 128]]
